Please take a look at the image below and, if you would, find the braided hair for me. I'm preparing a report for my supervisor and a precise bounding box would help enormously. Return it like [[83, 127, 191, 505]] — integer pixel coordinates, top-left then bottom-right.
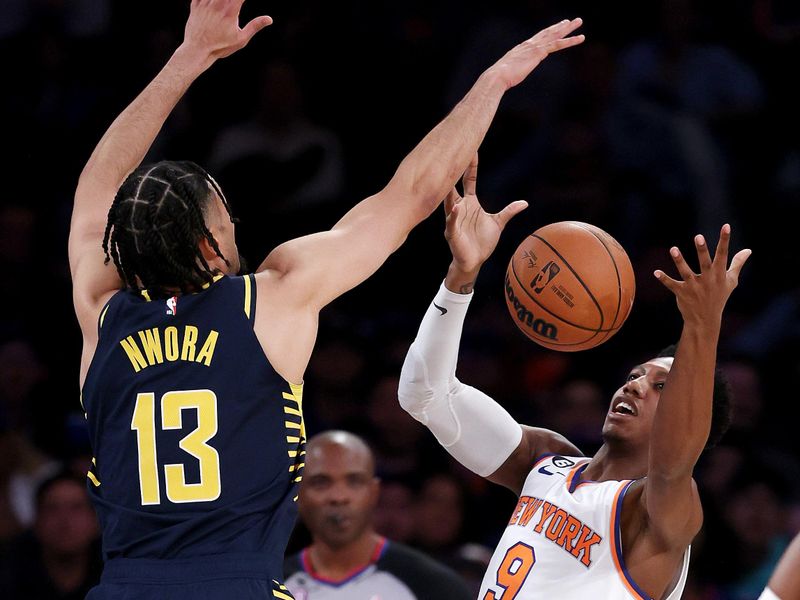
[[102, 160, 236, 299]]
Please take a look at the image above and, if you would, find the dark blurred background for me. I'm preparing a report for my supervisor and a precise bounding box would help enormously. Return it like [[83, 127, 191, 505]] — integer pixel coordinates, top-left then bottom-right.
[[1, 0, 799, 598]]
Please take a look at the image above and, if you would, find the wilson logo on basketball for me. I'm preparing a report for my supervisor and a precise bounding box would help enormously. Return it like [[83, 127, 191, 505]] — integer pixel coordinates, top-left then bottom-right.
[[531, 260, 561, 294], [505, 274, 559, 340]]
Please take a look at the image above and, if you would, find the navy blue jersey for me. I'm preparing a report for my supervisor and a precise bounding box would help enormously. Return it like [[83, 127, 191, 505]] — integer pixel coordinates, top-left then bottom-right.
[[81, 274, 304, 588]]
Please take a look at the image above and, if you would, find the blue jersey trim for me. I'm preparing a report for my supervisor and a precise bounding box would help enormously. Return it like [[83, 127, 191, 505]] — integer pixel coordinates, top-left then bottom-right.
[[299, 538, 388, 587], [612, 480, 652, 600]]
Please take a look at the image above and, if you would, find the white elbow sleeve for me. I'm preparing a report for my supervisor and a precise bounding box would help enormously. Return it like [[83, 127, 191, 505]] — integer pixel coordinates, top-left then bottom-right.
[[398, 282, 523, 477]]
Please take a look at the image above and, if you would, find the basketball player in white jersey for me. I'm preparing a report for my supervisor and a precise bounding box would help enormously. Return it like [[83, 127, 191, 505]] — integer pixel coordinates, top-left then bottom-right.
[[398, 159, 752, 599], [759, 533, 800, 600]]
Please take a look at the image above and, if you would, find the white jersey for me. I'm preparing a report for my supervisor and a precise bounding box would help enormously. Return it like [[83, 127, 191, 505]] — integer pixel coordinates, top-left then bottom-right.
[[478, 455, 690, 600]]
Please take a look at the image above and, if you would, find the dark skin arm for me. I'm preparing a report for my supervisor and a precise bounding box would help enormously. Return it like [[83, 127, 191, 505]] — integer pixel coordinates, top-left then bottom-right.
[[621, 226, 750, 597], [442, 157, 583, 495], [485, 427, 583, 494]]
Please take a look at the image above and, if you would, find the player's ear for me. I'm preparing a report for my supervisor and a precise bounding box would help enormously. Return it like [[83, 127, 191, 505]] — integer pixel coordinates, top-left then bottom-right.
[[198, 235, 220, 262]]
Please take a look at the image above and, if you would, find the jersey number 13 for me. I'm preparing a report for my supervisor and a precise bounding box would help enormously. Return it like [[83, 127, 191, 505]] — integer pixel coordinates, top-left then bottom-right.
[[131, 389, 221, 505]]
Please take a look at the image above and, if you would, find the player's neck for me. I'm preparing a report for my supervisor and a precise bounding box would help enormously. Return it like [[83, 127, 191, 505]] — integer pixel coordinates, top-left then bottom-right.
[[584, 443, 648, 482], [308, 531, 384, 579]]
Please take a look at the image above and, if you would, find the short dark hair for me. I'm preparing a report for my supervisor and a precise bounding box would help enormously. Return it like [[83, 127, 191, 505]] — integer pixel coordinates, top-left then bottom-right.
[[102, 160, 235, 299], [656, 344, 732, 449]]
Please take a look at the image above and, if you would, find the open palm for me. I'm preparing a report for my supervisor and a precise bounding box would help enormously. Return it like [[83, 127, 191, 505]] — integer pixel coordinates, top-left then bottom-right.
[[183, 0, 273, 61], [445, 155, 528, 273]]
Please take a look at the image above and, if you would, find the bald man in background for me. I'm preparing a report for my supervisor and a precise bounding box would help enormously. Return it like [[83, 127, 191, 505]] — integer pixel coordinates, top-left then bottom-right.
[[284, 431, 472, 600]]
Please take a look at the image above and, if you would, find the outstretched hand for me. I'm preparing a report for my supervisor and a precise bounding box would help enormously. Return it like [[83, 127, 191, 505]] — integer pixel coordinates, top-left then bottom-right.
[[490, 18, 585, 90], [445, 155, 528, 276], [654, 224, 751, 326], [183, 0, 273, 61]]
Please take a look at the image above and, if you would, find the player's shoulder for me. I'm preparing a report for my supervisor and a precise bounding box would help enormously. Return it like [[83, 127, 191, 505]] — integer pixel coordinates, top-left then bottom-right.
[[252, 261, 309, 309], [378, 542, 473, 600], [522, 425, 583, 460], [486, 425, 583, 494]]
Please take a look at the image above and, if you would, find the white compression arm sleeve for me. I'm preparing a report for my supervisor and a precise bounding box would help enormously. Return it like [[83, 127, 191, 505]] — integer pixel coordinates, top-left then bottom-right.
[[758, 589, 781, 600], [398, 282, 523, 477]]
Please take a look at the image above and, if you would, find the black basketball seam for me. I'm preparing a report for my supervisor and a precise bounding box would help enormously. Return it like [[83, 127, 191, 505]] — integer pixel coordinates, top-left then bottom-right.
[[515, 327, 606, 347], [506, 298, 602, 347], [509, 233, 608, 332], [510, 261, 621, 336], [573, 223, 625, 346], [510, 262, 608, 336], [530, 233, 606, 331]]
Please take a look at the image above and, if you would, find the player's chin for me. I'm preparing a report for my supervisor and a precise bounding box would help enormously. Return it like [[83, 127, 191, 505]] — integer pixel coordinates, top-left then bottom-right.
[[602, 413, 635, 437], [320, 527, 359, 548]]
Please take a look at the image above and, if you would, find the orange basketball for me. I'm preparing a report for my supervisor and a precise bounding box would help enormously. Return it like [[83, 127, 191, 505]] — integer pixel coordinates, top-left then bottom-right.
[[504, 221, 635, 351]]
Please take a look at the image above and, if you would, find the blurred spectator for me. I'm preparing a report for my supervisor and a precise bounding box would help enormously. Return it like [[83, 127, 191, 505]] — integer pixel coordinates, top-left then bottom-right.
[[443, 0, 577, 202], [0, 427, 25, 542], [730, 291, 800, 360], [413, 473, 488, 576], [607, 0, 764, 236], [365, 375, 433, 478], [209, 60, 344, 262], [0, 337, 59, 534], [698, 444, 746, 506], [719, 359, 767, 443], [545, 379, 607, 455], [1, 470, 101, 599], [303, 337, 369, 432], [286, 431, 472, 599], [411, 472, 495, 594], [412, 474, 465, 565], [701, 465, 793, 599], [0, 430, 57, 539], [0, 0, 30, 39], [0, 339, 46, 433], [373, 479, 416, 544]]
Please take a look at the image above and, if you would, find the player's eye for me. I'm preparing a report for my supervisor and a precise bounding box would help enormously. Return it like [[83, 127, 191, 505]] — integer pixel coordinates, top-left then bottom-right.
[[307, 477, 330, 490], [626, 373, 637, 381], [654, 382, 665, 391]]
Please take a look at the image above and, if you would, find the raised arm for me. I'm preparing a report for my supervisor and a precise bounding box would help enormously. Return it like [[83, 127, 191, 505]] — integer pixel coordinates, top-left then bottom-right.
[[642, 225, 751, 546], [398, 158, 580, 495], [258, 19, 585, 311], [69, 0, 272, 331]]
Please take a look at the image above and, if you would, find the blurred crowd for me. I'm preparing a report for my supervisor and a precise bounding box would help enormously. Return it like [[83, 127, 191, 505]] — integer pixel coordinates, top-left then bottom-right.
[[1, 0, 799, 598]]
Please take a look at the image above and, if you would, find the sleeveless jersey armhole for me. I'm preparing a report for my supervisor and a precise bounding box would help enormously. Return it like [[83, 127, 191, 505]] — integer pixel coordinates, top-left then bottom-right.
[[532, 453, 559, 468], [610, 479, 652, 600], [243, 274, 257, 326], [97, 290, 123, 337], [610, 479, 692, 600]]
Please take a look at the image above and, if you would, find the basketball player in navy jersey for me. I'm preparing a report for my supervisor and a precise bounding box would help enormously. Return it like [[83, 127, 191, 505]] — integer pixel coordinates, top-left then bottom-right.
[[68, 1, 585, 598], [398, 163, 751, 599]]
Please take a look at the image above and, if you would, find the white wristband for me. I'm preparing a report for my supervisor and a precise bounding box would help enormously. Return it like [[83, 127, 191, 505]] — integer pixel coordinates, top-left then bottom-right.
[[417, 282, 473, 383]]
